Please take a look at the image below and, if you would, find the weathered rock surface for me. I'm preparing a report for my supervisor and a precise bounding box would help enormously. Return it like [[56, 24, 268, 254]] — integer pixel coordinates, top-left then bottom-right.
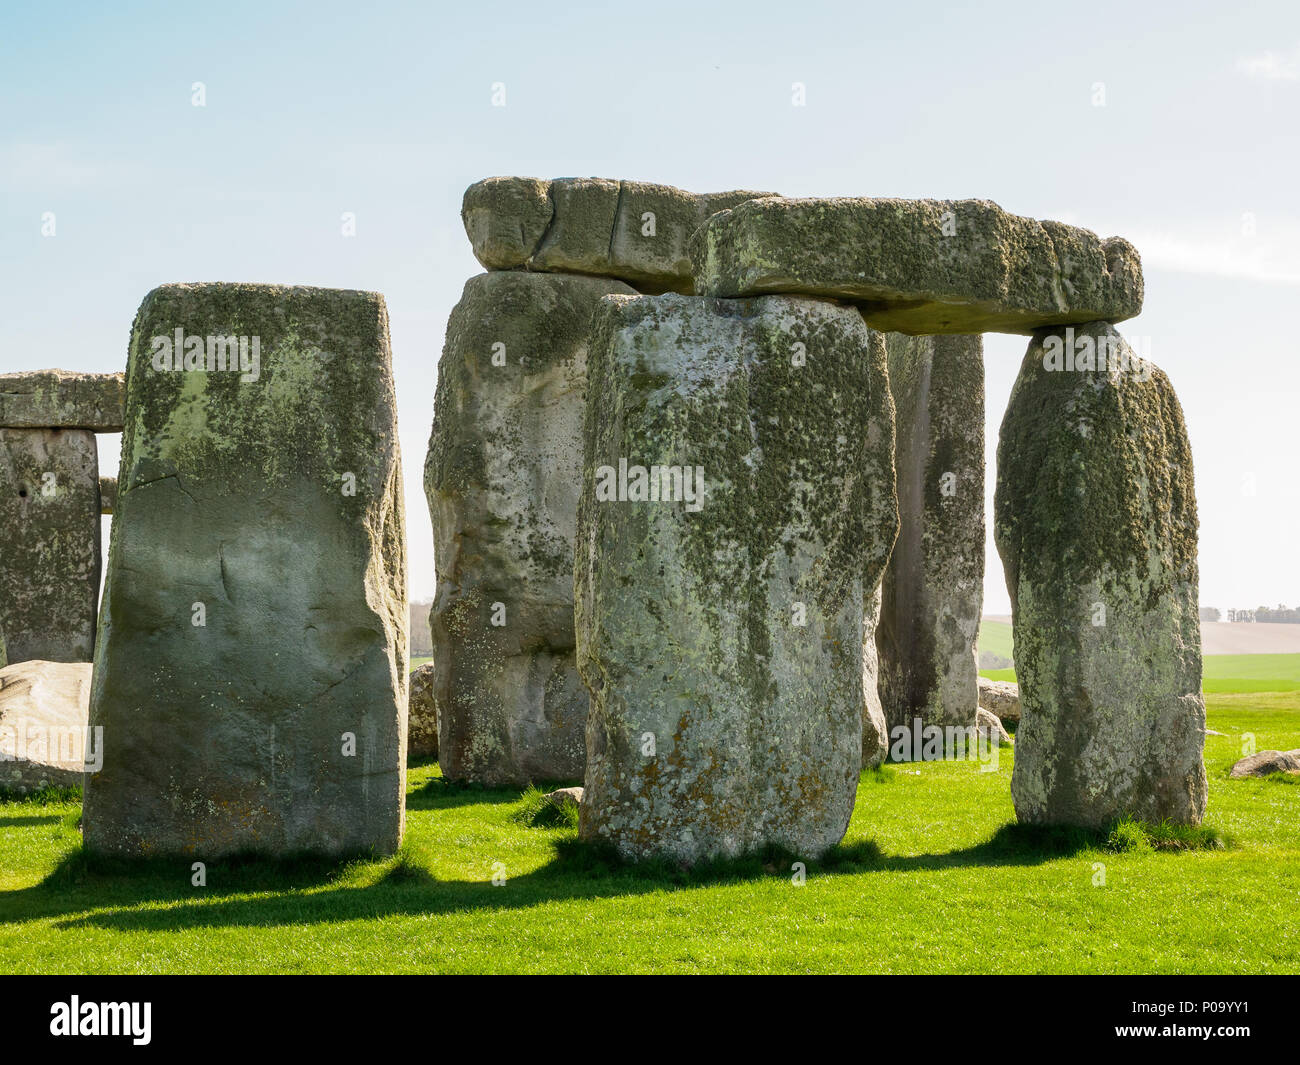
[[0, 370, 126, 431], [0, 428, 101, 663], [99, 476, 117, 514], [692, 197, 1143, 335], [1229, 750, 1300, 779], [462, 177, 776, 294], [862, 584, 888, 769], [975, 707, 1012, 747], [543, 785, 583, 810], [996, 322, 1206, 828], [83, 283, 407, 858], [876, 333, 983, 741], [0, 660, 93, 793], [408, 662, 438, 759], [576, 293, 898, 863], [425, 271, 635, 787], [977, 676, 1021, 724]]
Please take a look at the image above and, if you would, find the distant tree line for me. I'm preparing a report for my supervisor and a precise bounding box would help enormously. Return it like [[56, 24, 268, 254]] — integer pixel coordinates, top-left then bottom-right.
[[1200, 605, 1300, 624]]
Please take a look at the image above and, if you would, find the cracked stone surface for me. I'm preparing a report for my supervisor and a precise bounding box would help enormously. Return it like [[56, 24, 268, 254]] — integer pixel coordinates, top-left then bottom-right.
[[691, 197, 1143, 334], [876, 333, 983, 741], [0, 428, 101, 663], [996, 322, 1206, 828], [461, 177, 777, 294], [0, 369, 125, 431], [83, 283, 407, 858], [575, 293, 898, 864], [425, 271, 635, 787]]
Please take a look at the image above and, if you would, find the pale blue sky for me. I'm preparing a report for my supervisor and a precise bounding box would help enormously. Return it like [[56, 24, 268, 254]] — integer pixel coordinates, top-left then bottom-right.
[[3, 0, 1297, 613]]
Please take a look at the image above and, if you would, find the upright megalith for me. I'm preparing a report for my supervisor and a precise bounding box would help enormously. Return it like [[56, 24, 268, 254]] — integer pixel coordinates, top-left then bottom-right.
[[83, 283, 407, 858], [425, 271, 635, 787], [576, 293, 898, 864], [995, 322, 1206, 828], [876, 333, 984, 743], [462, 177, 777, 294], [0, 428, 101, 663], [691, 197, 1143, 334]]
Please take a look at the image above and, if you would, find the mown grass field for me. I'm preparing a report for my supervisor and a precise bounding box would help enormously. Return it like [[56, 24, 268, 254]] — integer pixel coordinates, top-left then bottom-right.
[[1, 667, 1296, 973]]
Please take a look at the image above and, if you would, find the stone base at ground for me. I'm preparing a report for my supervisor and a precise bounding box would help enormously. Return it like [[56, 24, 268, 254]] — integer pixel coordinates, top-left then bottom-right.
[[408, 663, 438, 759], [977, 677, 1021, 724], [576, 293, 897, 864], [0, 660, 92, 793], [83, 283, 407, 858], [0, 428, 101, 664], [1229, 750, 1300, 778], [996, 323, 1206, 828]]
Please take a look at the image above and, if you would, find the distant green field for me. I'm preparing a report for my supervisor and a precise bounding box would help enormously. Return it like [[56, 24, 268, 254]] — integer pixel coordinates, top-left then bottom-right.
[[410, 657, 432, 672], [977, 619, 1014, 661], [980, 652, 1300, 693]]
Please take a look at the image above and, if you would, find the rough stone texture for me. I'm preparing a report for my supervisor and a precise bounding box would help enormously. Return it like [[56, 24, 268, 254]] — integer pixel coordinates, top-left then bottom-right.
[[976, 707, 1012, 747], [0, 370, 126, 431], [544, 785, 583, 810], [978, 676, 1021, 724], [1229, 750, 1300, 779], [0, 428, 101, 663], [0, 660, 92, 793], [861, 584, 888, 769], [995, 322, 1206, 828], [876, 333, 983, 742], [692, 197, 1143, 335], [576, 292, 898, 864], [425, 271, 635, 787], [83, 283, 407, 858], [99, 476, 117, 514], [462, 177, 776, 294], [407, 662, 438, 759]]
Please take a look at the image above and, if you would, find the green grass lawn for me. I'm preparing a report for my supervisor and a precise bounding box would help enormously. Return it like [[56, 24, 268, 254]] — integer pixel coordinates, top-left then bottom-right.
[[2, 683, 1297, 973], [978, 618, 1014, 661], [982, 652, 1300, 693]]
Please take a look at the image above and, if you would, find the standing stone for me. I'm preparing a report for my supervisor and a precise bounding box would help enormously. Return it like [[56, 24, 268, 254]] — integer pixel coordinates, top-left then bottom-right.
[[0, 370, 125, 431], [461, 178, 776, 294], [691, 197, 1143, 334], [0, 428, 101, 663], [576, 293, 898, 864], [876, 333, 984, 745], [408, 662, 438, 759], [996, 322, 1206, 828], [99, 476, 117, 514], [861, 584, 888, 770], [425, 271, 635, 787], [83, 283, 407, 858]]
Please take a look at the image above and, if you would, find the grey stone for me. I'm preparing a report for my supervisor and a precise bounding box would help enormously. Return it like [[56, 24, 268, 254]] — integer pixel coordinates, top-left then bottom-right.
[[876, 333, 984, 741], [99, 476, 117, 514], [543, 785, 583, 810], [996, 323, 1206, 828], [0, 660, 93, 793], [977, 676, 1021, 724], [975, 707, 1012, 747], [1229, 750, 1300, 779], [408, 662, 438, 759], [0, 428, 101, 663], [83, 283, 407, 858], [692, 197, 1143, 335], [0, 370, 125, 431], [425, 271, 635, 787], [862, 584, 888, 770], [576, 292, 898, 864], [461, 177, 776, 294]]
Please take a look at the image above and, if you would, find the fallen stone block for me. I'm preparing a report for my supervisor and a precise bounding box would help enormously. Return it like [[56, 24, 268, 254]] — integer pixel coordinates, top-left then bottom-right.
[[0, 370, 125, 431], [977, 676, 1021, 724], [0, 660, 93, 793], [996, 322, 1206, 827], [876, 333, 983, 740], [692, 197, 1143, 334], [975, 707, 1012, 747], [0, 428, 101, 663], [425, 271, 635, 787], [83, 283, 407, 858], [462, 177, 776, 294], [576, 292, 898, 864], [1229, 750, 1300, 779]]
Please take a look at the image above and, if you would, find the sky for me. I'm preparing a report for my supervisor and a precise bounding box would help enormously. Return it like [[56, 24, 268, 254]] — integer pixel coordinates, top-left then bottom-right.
[[2, 0, 1297, 615]]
